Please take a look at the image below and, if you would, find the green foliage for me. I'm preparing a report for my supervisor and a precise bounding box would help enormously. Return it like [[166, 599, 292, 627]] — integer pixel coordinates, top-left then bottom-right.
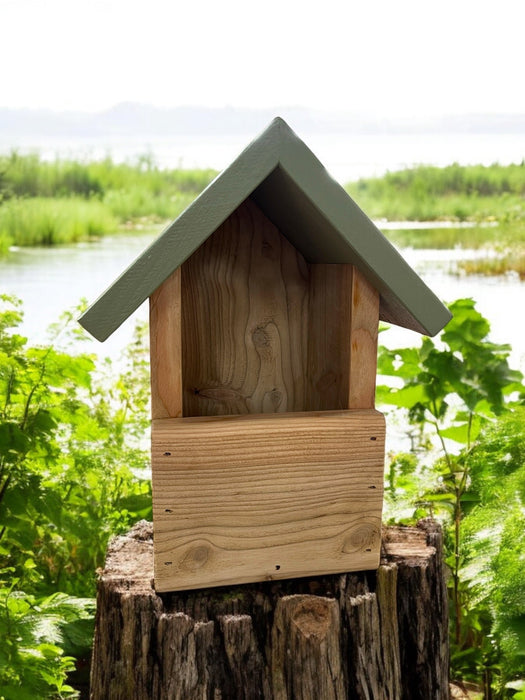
[[0, 151, 216, 202], [378, 298, 523, 442], [461, 412, 525, 679], [0, 295, 151, 697], [378, 298, 525, 696], [0, 583, 92, 699], [103, 187, 195, 222], [346, 162, 525, 223], [0, 152, 217, 251], [0, 197, 118, 248]]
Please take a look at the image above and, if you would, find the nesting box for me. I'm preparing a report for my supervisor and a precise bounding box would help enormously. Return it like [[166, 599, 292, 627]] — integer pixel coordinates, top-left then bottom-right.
[[80, 118, 451, 592]]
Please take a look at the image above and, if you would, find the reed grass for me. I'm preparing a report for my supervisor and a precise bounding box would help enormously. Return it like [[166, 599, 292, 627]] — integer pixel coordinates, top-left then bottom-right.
[[0, 151, 216, 201], [346, 162, 525, 223], [383, 222, 525, 250], [0, 152, 218, 250], [458, 249, 525, 279], [0, 197, 118, 247], [103, 188, 195, 222]]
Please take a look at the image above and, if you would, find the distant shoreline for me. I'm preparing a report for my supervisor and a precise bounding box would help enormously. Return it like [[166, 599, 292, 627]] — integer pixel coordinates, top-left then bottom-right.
[[2, 103, 525, 138]]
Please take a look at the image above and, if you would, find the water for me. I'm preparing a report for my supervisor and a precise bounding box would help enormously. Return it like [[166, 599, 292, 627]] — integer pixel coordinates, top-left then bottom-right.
[[1, 226, 524, 459], [1, 229, 524, 375]]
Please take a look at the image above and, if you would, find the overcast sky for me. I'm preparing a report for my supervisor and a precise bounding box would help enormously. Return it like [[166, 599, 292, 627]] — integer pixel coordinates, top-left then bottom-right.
[[2, 0, 525, 118]]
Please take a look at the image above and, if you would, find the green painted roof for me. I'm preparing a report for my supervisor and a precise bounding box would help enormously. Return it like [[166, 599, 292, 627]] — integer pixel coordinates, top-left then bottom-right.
[[79, 117, 452, 342]]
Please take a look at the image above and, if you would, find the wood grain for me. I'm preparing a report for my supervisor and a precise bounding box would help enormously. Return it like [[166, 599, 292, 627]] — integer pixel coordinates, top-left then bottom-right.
[[306, 264, 353, 410], [149, 268, 182, 419], [181, 197, 309, 416], [348, 267, 380, 409], [152, 409, 385, 591]]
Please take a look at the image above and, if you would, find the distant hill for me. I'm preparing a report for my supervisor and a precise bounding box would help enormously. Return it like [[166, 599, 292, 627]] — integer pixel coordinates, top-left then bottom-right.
[[1, 103, 524, 138]]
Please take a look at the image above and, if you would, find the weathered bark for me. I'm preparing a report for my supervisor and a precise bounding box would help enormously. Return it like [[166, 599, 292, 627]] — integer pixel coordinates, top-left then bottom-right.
[[90, 519, 449, 699]]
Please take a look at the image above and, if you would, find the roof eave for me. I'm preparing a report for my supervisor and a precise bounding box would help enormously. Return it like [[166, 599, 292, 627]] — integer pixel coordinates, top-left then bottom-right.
[[78, 118, 284, 341]]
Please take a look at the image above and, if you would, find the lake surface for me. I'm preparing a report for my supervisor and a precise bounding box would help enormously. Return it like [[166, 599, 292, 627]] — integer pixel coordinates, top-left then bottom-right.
[[1, 228, 524, 375], [2, 227, 523, 457]]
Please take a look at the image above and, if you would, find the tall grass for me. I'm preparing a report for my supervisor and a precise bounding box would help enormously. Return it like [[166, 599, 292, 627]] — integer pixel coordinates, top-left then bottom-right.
[[0, 152, 218, 250], [346, 162, 525, 222], [458, 249, 525, 279], [103, 188, 195, 222], [0, 151, 216, 201], [383, 222, 525, 250], [0, 197, 118, 247]]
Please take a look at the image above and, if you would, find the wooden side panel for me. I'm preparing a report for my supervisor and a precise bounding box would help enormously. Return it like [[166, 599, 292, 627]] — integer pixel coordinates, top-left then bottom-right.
[[348, 267, 380, 409], [306, 265, 353, 411], [152, 409, 385, 592], [181, 198, 309, 416], [149, 268, 182, 419]]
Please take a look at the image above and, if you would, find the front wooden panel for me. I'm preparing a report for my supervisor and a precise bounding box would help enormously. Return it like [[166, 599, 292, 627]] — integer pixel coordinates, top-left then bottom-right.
[[152, 409, 385, 592], [181, 198, 309, 416]]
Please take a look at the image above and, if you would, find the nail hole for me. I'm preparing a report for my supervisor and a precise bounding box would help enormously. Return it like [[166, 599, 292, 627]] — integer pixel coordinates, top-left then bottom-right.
[[275, 565, 281, 570], [164, 561, 172, 566], [165, 509, 173, 513], [163, 452, 171, 456], [368, 485, 377, 489], [370, 436, 377, 441], [365, 548, 372, 552]]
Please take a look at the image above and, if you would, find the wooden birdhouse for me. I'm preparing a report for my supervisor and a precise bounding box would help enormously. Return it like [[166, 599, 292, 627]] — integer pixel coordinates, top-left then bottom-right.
[[79, 118, 451, 592]]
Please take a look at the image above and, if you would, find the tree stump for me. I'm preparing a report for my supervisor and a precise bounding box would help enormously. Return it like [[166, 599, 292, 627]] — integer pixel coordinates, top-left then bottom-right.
[[90, 519, 449, 699]]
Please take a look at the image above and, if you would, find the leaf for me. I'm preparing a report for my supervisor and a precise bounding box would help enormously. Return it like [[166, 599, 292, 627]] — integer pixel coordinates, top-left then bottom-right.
[[443, 298, 491, 348], [377, 383, 427, 409], [439, 423, 472, 445], [0, 422, 31, 456]]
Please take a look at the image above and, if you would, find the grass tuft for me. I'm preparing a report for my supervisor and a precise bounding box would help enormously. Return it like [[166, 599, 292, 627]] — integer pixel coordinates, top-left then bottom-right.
[[458, 249, 525, 279], [0, 197, 118, 247]]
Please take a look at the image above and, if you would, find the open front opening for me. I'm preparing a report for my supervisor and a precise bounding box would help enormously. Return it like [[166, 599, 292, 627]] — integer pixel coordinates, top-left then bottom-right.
[[149, 197, 379, 420]]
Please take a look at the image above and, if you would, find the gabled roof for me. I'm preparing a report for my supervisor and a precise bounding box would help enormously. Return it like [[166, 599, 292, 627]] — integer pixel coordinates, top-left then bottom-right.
[[79, 117, 452, 342]]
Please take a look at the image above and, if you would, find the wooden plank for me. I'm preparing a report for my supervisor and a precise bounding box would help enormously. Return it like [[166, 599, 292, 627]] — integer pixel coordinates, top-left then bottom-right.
[[151, 409, 385, 591], [348, 266, 380, 409], [181, 198, 309, 416], [306, 264, 353, 410], [149, 268, 182, 419]]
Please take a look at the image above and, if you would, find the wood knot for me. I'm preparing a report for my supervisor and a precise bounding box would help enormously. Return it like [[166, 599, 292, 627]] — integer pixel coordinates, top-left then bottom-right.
[[180, 545, 210, 571], [292, 598, 332, 640], [263, 388, 283, 412], [261, 239, 278, 260], [252, 323, 278, 361], [342, 524, 379, 554], [252, 326, 271, 348]]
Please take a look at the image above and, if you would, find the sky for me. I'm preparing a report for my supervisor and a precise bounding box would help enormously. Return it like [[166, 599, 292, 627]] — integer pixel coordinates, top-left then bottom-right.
[[2, 0, 525, 118]]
